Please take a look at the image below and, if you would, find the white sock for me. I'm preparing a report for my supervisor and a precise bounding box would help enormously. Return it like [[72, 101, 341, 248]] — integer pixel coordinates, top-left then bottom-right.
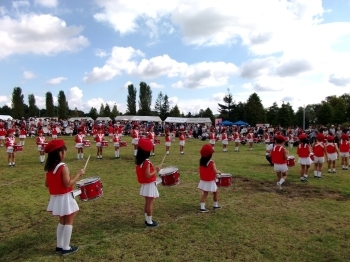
[[77, 154, 80, 160], [279, 178, 285, 185], [39, 156, 42, 162], [144, 213, 147, 221], [134, 149, 137, 156], [318, 171, 322, 177], [166, 151, 169, 155], [213, 201, 219, 207], [57, 223, 64, 248], [200, 202, 205, 209], [146, 215, 152, 224], [62, 225, 73, 250], [22, 141, 25, 145], [117, 150, 119, 157], [314, 170, 317, 176], [115, 151, 118, 157], [81, 153, 83, 159], [304, 174, 308, 178]]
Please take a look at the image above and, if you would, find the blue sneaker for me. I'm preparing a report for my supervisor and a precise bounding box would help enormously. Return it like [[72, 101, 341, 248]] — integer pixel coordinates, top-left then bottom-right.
[[62, 246, 79, 256], [55, 247, 62, 254], [145, 220, 158, 227]]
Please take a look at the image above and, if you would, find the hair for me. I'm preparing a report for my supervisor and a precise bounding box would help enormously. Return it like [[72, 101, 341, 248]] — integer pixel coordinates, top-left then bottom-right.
[[300, 138, 309, 144], [44, 145, 67, 171], [275, 138, 284, 144], [135, 147, 150, 165], [200, 155, 212, 167]]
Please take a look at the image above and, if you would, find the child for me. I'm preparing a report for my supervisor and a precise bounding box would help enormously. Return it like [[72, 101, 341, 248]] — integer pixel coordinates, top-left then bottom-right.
[[19, 124, 27, 146], [5, 129, 16, 167], [209, 128, 216, 150], [74, 128, 84, 160], [221, 128, 228, 152], [339, 133, 349, 170], [37, 129, 46, 164], [131, 124, 139, 157], [179, 130, 185, 155], [198, 144, 222, 212], [135, 138, 161, 227], [270, 135, 288, 190], [312, 133, 327, 178], [51, 125, 58, 140], [233, 128, 240, 152], [165, 131, 171, 155], [94, 128, 104, 160], [247, 129, 254, 151], [147, 125, 156, 156], [326, 135, 339, 173], [0, 123, 6, 146], [108, 123, 114, 142], [297, 133, 312, 182], [113, 129, 121, 159], [288, 131, 294, 149], [44, 140, 85, 256]]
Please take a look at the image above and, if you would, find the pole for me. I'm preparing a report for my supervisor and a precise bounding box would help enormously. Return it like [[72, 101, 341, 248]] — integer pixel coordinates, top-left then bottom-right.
[[303, 104, 305, 130]]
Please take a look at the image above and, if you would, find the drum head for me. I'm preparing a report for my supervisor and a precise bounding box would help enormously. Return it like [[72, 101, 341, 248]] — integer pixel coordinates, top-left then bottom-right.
[[288, 156, 294, 159], [220, 173, 232, 177], [159, 166, 178, 176], [76, 177, 100, 186]]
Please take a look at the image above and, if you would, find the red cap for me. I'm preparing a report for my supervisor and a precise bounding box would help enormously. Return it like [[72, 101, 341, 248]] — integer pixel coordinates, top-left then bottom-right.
[[44, 140, 65, 153], [275, 135, 286, 142], [38, 129, 44, 135], [200, 144, 214, 157], [7, 129, 14, 135], [298, 133, 307, 140], [327, 135, 334, 142], [138, 138, 153, 152], [316, 133, 325, 141], [341, 133, 349, 140]]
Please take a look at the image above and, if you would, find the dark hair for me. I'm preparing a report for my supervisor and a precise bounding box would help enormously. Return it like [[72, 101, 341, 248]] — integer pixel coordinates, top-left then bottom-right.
[[275, 138, 284, 144], [200, 155, 212, 167], [44, 145, 67, 171], [135, 147, 150, 165], [300, 138, 309, 144]]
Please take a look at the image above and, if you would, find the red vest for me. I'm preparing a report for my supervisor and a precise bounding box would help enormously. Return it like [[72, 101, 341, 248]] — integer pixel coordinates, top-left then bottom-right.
[[75, 134, 84, 143], [313, 142, 325, 157], [271, 145, 287, 164], [339, 140, 349, 153], [199, 160, 216, 181], [326, 143, 337, 154], [113, 134, 120, 142], [46, 163, 73, 195], [165, 136, 171, 142], [136, 159, 156, 184], [297, 144, 309, 157]]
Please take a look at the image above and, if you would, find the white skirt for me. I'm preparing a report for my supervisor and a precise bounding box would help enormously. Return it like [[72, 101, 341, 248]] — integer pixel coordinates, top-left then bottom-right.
[[340, 152, 349, 158], [298, 157, 313, 165], [234, 139, 241, 143], [179, 140, 185, 146], [222, 140, 228, 145], [0, 136, 5, 139], [47, 192, 79, 216], [114, 142, 120, 147], [165, 142, 171, 147], [140, 182, 159, 198], [132, 138, 139, 145], [96, 142, 101, 147], [327, 152, 337, 161], [209, 139, 216, 145], [198, 180, 217, 192], [37, 145, 44, 151], [75, 143, 83, 148], [52, 135, 57, 139], [19, 135, 26, 139], [313, 156, 325, 164], [6, 147, 14, 154]]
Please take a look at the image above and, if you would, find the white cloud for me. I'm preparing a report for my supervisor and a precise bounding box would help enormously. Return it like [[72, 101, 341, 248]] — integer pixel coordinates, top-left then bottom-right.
[[329, 74, 350, 86], [34, 0, 58, 8], [67, 86, 83, 110], [12, 1, 30, 9], [149, 82, 164, 89], [47, 77, 67, 85], [0, 95, 10, 104], [212, 92, 226, 102], [94, 49, 108, 58], [0, 14, 89, 59], [123, 81, 133, 89], [276, 59, 313, 77], [23, 71, 36, 79]]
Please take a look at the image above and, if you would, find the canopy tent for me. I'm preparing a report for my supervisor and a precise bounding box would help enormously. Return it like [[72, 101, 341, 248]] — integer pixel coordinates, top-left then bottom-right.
[[68, 117, 94, 122], [0, 115, 13, 121], [219, 120, 234, 126], [232, 120, 249, 126], [115, 115, 162, 123], [164, 117, 212, 124], [96, 117, 112, 122]]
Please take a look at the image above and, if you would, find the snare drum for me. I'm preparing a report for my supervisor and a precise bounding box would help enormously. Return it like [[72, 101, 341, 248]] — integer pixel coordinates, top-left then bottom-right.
[[83, 140, 90, 147], [158, 166, 180, 186], [287, 156, 295, 167], [154, 139, 161, 144], [119, 141, 127, 147], [76, 177, 103, 201], [101, 141, 108, 147], [216, 173, 232, 187], [14, 145, 23, 152]]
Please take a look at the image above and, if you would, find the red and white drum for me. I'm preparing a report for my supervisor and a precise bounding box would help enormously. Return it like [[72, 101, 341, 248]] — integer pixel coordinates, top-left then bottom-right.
[[287, 156, 295, 167], [158, 166, 180, 186], [154, 139, 160, 144], [216, 173, 232, 187], [120, 141, 127, 147], [76, 177, 103, 201], [101, 141, 108, 147], [14, 145, 23, 152], [309, 153, 315, 161], [83, 140, 90, 147]]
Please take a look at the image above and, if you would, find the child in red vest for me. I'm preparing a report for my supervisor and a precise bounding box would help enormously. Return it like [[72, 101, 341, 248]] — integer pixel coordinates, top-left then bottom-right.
[[270, 135, 288, 190], [165, 131, 171, 155], [6, 129, 17, 167], [198, 144, 222, 212], [179, 130, 185, 155], [312, 133, 327, 178], [297, 133, 312, 182], [44, 140, 85, 256], [339, 133, 349, 170], [135, 138, 161, 227], [326, 135, 339, 173]]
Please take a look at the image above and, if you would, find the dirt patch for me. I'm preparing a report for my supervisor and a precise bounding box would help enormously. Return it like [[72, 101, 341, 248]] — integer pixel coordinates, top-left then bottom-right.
[[234, 177, 349, 201]]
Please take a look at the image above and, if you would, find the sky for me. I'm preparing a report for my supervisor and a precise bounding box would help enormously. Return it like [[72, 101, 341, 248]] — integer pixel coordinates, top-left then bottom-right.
[[1, 0, 350, 116]]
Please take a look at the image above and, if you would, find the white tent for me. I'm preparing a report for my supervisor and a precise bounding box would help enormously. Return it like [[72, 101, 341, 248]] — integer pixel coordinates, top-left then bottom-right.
[[0, 115, 13, 121], [96, 117, 112, 121], [68, 117, 94, 122], [164, 117, 212, 124], [115, 115, 162, 122]]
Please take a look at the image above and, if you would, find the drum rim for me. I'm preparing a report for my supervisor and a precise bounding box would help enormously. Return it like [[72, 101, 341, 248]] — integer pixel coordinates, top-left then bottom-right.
[[158, 166, 178, 175], [219, 173, 232, 177], [76, 177, 100, 185]]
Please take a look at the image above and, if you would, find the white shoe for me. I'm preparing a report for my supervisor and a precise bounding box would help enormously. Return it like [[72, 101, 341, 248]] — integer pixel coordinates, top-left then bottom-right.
[[277, 182, 282, 190]]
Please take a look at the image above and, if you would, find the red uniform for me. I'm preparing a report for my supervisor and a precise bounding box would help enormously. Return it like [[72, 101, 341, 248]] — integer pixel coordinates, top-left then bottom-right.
[[46, 164, 72, 195], [199, 160, 216, 181], [136, 159, 156, 184], [297, 144, 310, 157], [313, 142, 325, 157], [271, 145, 287, 164], [339, 139, 349, 153]]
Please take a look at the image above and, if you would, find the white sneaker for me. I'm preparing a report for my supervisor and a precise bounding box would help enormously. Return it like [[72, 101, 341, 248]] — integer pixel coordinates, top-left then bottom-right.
[[277, 182, 282, 190]]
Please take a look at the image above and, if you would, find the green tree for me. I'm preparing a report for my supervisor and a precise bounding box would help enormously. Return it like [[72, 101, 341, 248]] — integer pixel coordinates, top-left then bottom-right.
[[169, 105, 181, 117], [0, 105, 12, 115], [325, 95, 346, 125], [28, 94, 38, 117], [162, 94, 170, 119], [104, 103, 111, 117], [217, 89, 236, 121], [203, 107, 215, 124], [45, 92, 54, 117], [236, 102, 246, 122], [111, 104, 119, 118], [126, 84, 137, 115], [244, 93, 266, 126], [138, 82, 152, 115], [57, 90, 67, 119], [316, 102, 334, 125], [154, 92, 170, 120], [11, 87, 25, 119], [99, 104, 105, 116], [266, 102, 279, 126], [340, 93, 350, 122], [277, 102, 294, 127], [87, 107, 98, 120]]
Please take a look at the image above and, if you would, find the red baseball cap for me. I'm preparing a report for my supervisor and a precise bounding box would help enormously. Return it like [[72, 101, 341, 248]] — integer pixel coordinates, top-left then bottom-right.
[[45, 140, 65, 153], [200, 144, 214, 157]]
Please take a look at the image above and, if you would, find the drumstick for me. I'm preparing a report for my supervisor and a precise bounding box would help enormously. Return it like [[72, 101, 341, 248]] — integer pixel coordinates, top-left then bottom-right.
[[160, 153, 167, 166], [83, 155, 91, 170]]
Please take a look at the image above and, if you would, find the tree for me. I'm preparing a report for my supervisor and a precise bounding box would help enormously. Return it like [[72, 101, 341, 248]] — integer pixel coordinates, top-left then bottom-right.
[[72, 107, 80, 117], [154, 92, 163, 116], [266, 102, 279, 126], [28, 94, 38, 117], [217, 89, 236, 121], [169, 105, 181, 117], [111, 104, 119, 118], [57, 90, 67, 119], [138, 82, 152, 115], [87, 107, 98, 120], [154, 92, 170, 120], [316, 102, 334, 125], [244, 93, 266, 126], [45, 92, 54, 117], [277, 102, 294, 128], [126, 84, 137, 115], [99, 104, 105, 116], [104, 103, 111, 117], [326, 95, 346, 124], [11, 87, 25, 119], [0, 105, 12, 115], [162, 94, 170, 119], [203, 107, 215, 124]]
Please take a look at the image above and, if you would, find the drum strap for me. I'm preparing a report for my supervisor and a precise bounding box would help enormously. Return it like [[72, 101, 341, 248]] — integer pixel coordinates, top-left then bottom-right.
[[53, 162, 66, 174]]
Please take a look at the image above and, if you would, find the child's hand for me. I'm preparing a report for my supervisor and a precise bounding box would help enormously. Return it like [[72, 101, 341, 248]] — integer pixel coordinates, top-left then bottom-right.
[[156, 165, 162, 172], [78, 169, 85, 177]]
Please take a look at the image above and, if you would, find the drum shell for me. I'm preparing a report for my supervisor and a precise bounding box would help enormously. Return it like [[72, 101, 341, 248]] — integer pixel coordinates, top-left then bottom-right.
[[309, 153, 315, 161], [101, 141, 108, 147], [76, 177, 103, 201], [120, 141, 127, 147], [154, 139, 161, 144], [216, 174, 232, 187], [287, 156, 295, 167], [159, 167, 180, 186], [83, 140, 90, 147], [14, 145, 23, 152]]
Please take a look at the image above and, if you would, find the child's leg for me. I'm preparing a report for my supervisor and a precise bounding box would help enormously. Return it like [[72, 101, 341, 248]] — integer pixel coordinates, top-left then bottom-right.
[[11, 153, 15, 165], [8, 153, 11, 165], [200, 191, 209, 210], [60, 214, 76, 251], [212, 191, 221, 208], [145, 197, 155, 224]]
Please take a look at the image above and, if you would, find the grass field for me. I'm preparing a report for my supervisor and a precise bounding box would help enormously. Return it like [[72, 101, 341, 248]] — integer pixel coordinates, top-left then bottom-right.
[[1, 135, 350, 262]]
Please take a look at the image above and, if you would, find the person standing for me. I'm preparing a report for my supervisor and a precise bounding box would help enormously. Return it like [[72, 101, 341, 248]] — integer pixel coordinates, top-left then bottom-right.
[[312, 133, 327, 178], [5, 129, 17, 167], [297, 133, 313, 182], [270, 135, 288, 190]]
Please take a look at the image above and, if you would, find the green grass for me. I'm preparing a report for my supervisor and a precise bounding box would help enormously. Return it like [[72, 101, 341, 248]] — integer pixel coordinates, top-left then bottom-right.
[[0, 136, 350, 261]]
